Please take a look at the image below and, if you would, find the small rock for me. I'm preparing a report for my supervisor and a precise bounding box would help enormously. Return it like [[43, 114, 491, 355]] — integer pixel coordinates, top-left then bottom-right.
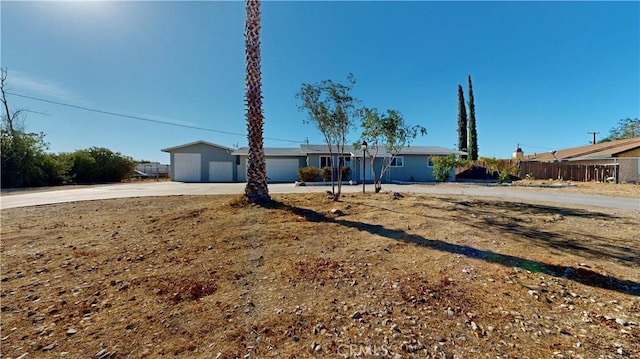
[[96, 348, 107, 357], [42, 343, 56, 351], [351, 311, 363, 319], [617, 348, 629, 356], [329, 208, 344, 216], [615, 318, 628, 326], [66, 328, 78, 336]]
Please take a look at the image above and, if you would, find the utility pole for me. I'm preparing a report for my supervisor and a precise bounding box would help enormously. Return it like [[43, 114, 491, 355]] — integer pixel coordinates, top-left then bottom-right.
[[587, 131, 599, 145]]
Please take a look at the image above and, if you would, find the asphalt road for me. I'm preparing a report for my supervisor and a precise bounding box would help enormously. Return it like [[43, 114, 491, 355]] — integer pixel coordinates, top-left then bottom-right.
[[1, 182, 638, 211]]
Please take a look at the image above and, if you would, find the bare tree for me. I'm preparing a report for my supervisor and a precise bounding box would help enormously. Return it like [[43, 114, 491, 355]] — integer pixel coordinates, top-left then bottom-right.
[[296, 74, 359, 201], [357, 108, 426, 192]]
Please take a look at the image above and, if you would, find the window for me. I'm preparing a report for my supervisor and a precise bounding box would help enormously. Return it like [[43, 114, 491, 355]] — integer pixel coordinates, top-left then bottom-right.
[[320, 155, 351, 168], [338, 156, 351, 168], [320, 156, 332, 168], [389, 156, 404, 167], [427, 157, 434, 167]]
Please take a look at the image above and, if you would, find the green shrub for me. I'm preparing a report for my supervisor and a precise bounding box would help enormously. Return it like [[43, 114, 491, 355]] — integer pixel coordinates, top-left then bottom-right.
[[297, 166, 319, 182], [432, 154, 459, 182], [68, 147, 135, 183], [498, 169, 511, 184]]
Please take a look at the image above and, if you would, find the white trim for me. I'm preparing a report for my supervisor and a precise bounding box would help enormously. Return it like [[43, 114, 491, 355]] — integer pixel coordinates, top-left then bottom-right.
[[389, 156, 404, 167], [319, 155, 332, 168], [162, 140, 233, 153]]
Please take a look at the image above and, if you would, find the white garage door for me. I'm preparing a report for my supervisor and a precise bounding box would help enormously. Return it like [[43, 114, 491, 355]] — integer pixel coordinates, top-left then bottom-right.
[[174, 153, 201, 182], [266, 158, 299, 182], [209, 161, 233, 182]]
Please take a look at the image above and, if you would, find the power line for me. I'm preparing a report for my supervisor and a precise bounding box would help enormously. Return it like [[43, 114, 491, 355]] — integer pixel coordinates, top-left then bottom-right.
[[6, 91, 303, 144]]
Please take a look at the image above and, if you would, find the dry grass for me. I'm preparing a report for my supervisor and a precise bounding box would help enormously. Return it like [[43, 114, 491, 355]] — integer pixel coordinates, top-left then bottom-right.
[[1, 192, 638, 358], [510, 179, 640, 197]]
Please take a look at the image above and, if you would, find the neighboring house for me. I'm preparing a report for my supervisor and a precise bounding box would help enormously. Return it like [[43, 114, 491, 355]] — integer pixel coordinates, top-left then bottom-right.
[[520, 136, 640, 183], [163, 141, 465, 183], [161, 141, 236, 182]]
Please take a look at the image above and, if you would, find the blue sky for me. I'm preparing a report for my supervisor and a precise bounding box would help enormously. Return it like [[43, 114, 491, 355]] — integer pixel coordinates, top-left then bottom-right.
[[1, 1, 638, 163]]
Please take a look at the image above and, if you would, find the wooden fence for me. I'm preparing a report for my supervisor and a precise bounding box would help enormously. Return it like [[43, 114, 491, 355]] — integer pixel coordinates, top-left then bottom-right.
[[518, 161, 619, 183]]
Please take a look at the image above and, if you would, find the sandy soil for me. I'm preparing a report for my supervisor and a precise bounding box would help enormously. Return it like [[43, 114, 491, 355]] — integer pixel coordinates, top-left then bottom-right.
[[1, 192, 638, 358]]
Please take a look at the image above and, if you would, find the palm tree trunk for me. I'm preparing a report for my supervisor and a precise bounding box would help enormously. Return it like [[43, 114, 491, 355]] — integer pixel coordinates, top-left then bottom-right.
[[244, 0, 270, 203]]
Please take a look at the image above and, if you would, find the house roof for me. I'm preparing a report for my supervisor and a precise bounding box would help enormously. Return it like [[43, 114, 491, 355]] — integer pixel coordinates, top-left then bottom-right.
[[231, 147, 305, 156], [300, 144, 466, 157], [163, 141, 467, 158], [161, 140, 234, 153], [524, 136, 640, 162]]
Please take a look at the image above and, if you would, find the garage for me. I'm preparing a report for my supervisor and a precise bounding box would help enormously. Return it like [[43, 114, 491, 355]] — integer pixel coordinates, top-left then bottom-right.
[[208, 161, 233, 182], [174, 153, 201, 182], [266, 158, 299, 182]]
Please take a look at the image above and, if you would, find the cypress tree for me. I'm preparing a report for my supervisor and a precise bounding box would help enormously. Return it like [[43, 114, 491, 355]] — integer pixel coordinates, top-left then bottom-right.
[[457, 84, 468, 159], [467, 75, 478, 160]]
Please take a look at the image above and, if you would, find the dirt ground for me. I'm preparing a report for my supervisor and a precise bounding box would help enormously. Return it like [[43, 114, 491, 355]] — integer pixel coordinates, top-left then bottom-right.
[[508, 180, 640, 198], [1, 191, 638, 358]]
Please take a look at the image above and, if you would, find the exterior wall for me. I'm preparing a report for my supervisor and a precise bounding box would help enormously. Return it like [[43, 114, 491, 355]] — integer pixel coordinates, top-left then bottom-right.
[[385, 155, 438, 182], [616, 157, 640, 183], [237, 157, 246, 182], [168, 143, 236, 182], [352, 157, 385, 183], [237, 156, 306, 182], [618, 148, 640, 157], [352, 155, 444, 183], [306, 154, 358, 181]]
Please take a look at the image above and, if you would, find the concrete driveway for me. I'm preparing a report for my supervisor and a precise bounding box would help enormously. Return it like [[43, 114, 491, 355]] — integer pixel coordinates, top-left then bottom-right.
[[1, 182, 638, 211]]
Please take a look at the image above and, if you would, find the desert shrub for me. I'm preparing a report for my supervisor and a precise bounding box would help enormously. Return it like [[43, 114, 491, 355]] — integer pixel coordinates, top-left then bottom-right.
[[229, 194, 250, 207], [321, 166, 333, 181], [297, 166, 319, 182], [321, 166, 350, 182]]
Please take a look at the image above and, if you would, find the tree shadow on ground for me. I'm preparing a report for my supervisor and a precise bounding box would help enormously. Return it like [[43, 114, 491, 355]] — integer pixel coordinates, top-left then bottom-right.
[[355, 197, 639, 266], [266, 200, 640, 296], [440, 199, 639, 266]]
